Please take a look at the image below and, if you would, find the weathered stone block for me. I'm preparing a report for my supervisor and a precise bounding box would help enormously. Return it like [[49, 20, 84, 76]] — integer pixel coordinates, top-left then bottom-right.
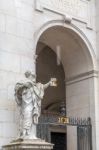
[[0, 13, 5, 32], [0, 51, 20, 72]]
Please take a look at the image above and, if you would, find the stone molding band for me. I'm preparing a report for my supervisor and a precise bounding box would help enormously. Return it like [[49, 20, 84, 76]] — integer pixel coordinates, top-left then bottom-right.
[[66, 70, 98, 85]]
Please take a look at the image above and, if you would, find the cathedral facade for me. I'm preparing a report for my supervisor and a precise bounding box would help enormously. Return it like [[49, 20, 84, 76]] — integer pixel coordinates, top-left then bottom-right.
[[0, 0, 99, 150]]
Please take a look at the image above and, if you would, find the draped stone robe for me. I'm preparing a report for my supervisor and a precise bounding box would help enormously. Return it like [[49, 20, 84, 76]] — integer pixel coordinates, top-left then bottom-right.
[[15, 79, 45, 133]]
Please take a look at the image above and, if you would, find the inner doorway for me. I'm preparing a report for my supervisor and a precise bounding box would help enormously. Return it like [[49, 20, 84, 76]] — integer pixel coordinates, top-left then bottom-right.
[[51, 132, 66, 150]]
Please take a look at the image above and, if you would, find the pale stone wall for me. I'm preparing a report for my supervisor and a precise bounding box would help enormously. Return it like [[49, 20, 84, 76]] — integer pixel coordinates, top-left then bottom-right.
[[66, 76, 96, 150], [0, 0, 35, 148]]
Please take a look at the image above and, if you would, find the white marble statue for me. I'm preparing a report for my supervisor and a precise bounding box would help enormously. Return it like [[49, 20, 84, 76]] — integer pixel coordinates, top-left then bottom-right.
[[15, 71, 57, 139]]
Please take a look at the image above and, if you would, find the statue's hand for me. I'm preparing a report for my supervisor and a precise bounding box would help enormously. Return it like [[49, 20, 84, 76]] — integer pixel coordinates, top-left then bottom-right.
[[50, 78, 57, 86]]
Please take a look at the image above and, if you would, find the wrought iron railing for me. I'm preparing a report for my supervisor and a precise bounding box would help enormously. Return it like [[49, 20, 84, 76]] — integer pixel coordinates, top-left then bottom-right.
[[37, 113, 92, 150]]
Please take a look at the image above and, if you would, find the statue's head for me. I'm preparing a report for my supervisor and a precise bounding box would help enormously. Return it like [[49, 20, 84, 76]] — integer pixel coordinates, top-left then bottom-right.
[[25, 71, 36, 82]]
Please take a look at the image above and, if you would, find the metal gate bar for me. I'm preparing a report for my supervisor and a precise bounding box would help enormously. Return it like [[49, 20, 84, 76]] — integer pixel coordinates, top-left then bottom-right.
[[37, 115, 92, 150], [77, 125, 92, 150]]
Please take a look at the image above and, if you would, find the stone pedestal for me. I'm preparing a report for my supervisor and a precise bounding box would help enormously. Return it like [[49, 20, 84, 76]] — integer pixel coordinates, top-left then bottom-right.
[[2, 139, 53, 150]]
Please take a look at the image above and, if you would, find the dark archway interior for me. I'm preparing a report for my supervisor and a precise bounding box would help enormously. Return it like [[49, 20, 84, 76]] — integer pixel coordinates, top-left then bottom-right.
[[36, 45, 66, 113]]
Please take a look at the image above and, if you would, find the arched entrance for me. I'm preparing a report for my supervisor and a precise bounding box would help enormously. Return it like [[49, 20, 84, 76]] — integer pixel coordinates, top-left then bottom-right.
[[35, 25, 95, 150], [36, 43, 66, 150]]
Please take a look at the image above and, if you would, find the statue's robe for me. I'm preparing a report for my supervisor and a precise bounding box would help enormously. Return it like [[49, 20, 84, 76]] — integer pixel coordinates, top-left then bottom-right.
[[15, 79, 44, 131]]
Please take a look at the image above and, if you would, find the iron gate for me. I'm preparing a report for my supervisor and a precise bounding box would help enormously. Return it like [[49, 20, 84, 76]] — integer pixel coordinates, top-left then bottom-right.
[[77, 124, 92, 150], [37, 114, 92, 150]]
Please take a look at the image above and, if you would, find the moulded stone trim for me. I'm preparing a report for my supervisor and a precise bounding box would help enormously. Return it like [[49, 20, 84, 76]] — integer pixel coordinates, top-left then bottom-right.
[[66, 70, 99, 85], [35, 0, 93, 29], [2, 139, 53, 150], [34, 20, 97, 70], [35, 0, 43, 12]]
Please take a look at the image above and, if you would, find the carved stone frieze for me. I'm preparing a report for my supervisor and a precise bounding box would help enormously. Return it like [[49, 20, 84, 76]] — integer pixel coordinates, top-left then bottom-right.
[[35, 0, 92, 28]]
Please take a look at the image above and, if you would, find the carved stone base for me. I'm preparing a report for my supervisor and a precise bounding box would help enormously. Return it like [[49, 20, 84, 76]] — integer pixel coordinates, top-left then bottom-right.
[[2, 139, 54, 150]]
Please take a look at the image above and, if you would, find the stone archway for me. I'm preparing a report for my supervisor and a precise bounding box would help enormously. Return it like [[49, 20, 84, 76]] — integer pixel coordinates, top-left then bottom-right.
[[34, 21, 96, 69], [35, 25, 96, 150]]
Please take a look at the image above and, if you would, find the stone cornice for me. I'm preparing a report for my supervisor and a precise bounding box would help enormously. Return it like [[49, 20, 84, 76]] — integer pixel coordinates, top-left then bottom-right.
[[35, 0, 93, 29], [66, 70, 98, 85]]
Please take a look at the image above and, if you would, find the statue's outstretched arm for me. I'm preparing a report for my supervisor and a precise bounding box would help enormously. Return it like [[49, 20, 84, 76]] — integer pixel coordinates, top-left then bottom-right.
[[43, 78, 57, 90], [43, 82, 50, 90]]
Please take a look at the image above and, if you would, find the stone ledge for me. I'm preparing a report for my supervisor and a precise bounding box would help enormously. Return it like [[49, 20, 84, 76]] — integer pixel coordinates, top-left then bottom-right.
[[2, 139, 54, 150]]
